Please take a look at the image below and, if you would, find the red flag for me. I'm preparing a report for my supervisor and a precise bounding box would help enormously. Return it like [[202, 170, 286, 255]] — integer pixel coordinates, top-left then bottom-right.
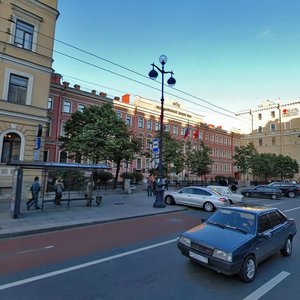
[[184, 126, 190, 138], [193, 128, 199, 140]]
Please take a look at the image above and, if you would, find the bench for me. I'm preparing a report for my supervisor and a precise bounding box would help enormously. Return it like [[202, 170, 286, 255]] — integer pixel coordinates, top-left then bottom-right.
[[41, 195, 102, 210]]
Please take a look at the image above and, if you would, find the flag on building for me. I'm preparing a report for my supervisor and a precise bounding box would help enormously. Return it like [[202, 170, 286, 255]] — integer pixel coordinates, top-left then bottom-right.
[[184, 125, 190, 138], [193, 127, 199, 140]]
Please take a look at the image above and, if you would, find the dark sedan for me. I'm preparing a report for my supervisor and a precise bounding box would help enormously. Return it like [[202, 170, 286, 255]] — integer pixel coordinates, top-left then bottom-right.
[[241, 185, 282, 200], [268, 182, 300, 198], [177, 206, 297, 282]]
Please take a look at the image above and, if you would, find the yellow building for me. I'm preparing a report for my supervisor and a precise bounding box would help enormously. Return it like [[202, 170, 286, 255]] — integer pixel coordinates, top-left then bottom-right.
[[0, 0, 59, 195], [236, 100, 300, 181]]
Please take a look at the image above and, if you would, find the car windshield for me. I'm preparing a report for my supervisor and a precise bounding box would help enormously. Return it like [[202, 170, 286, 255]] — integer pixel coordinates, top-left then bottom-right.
[[207, 209, 256, 234]]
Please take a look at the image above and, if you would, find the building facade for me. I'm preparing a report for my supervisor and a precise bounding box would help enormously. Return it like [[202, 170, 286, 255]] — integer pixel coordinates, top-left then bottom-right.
[[0, 0, 58, 195], [46, 74, 240, 181], [236, 100, 300, 180]]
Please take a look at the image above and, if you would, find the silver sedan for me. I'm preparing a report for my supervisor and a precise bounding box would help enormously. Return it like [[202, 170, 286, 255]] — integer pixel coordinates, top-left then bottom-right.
[[164, 186, 230, 212]]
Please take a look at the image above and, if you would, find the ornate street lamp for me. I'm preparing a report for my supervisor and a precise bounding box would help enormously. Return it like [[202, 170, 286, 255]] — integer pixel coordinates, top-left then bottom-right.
[[148, 55, 176, 208]]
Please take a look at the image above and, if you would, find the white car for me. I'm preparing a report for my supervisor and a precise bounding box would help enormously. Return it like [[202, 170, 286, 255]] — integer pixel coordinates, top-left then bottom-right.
[[164, 186, 230, 212], [207, 185, 244, 204]]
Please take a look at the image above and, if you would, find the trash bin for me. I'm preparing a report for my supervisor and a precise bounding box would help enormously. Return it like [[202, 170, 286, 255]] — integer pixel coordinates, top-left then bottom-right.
[[96, 196, 102, 206]]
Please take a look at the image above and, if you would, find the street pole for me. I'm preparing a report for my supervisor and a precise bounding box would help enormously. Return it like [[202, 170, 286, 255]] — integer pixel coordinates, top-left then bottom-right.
[[148, 55, 176, 208]]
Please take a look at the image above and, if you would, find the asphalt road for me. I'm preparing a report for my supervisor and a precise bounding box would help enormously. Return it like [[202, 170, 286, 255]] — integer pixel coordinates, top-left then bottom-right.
[[0, 196, 300, 300]]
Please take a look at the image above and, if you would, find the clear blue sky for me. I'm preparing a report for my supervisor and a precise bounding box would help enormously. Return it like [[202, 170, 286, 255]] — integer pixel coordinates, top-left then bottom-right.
[[52, 0, 300, 131]]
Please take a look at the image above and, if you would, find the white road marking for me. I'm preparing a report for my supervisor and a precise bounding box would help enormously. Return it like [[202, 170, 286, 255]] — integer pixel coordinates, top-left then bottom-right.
[[263, 202, 282, 206], [284, 206, 300, 212], [0, 238, 177, 291], [14, 245, 54, 255], [243, 271, 290, 300]]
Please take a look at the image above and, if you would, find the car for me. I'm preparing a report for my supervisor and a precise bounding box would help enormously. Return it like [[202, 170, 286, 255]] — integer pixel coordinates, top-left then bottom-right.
[[240, 185, 282, 200], [177, 206, 297, 282], [164, 186, 230, 212], [207, 185, 244, 204], [268, 182, 300, 198]]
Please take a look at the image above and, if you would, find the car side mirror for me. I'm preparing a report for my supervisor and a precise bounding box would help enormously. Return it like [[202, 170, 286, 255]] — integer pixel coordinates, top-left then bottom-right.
[[258, 232, 271, 239]]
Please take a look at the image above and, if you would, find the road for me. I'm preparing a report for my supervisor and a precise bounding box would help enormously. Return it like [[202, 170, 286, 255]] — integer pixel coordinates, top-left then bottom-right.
[[0, 196, 300, 300]]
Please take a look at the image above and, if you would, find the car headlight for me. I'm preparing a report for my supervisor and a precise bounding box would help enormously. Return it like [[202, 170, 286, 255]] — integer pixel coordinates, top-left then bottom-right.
[[212, 249, 232, 262], [179, 236, 191, 247]]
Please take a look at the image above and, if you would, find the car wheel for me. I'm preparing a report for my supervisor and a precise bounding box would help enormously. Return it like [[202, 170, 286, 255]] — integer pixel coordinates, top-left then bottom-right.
[[245, 192, 250, 197], [165, 195, 175, 205], [271, 194, 278, 200], [281, 237, 293, 256], [287, 191, 296, 198], [239, 255, 256, 283], [203, 201, 215, 212]]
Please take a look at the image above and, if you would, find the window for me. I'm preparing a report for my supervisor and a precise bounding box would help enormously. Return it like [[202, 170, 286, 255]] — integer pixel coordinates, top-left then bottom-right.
[[146, 138, 152, 150], [258, 113, 262, 120], [115, 111, 122, 119], [258, 126, 262, 133], [165, 124, 170, 132], [14, 19, 34, 50], [259, 215, 272, 233], [138, 117, 144, 129], [147, 120, 152, 130], [59, 151, 67, 163], [63, 100, 71, 114], [78, 104, 85, 112], [125, 115, 132, 126], [210, 134, 214, 142], [215, 135, 219, 143], [8, 74, 28, 105], [136, 157, 142, 170], [48, 97, 53, 110], [43, 150, 48, 162], [60, 122, 65, 136], [259, 138, 263, 146], [1, 133, 21, 163], [206, 134, 209, 141], [181, 128, 185, 136], [272, 137, 276, 145], [199, 132, 203, 140], [155, 122, 160, 131], [271, 111, 275, 118], [146, 158, 151, 170], [270, 123, 276, 132], [173, 125, 178, 135], [268, 212, 282, 228]]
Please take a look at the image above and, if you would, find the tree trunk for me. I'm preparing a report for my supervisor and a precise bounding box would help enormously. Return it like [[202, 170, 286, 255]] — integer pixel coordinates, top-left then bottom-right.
[[113, 159, 122, 190]]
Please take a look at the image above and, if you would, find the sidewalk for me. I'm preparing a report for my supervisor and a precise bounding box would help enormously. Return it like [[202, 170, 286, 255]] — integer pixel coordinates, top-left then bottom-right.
[[0, 187, 187, 238]]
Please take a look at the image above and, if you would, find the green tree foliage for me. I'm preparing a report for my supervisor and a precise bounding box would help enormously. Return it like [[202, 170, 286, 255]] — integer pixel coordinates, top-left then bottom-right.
[[185, 141, 213, 177], [233, 143, 257, 178], [251, 153, 277, 182], [161, 132, 184, 177], [273, 155, 299, 180], [60, 103, 142, 188]]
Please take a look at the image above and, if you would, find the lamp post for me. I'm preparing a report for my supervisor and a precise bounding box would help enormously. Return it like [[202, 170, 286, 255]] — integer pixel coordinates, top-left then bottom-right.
[[148, 55, 176, 208]]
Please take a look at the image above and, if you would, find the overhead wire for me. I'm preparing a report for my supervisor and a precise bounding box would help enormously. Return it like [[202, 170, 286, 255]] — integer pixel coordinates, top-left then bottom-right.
[[0, 15, 250, 125]]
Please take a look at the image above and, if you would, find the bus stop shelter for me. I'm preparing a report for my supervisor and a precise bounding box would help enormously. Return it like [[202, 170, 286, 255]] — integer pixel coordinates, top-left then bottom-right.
[[7, 161, 111, 218]]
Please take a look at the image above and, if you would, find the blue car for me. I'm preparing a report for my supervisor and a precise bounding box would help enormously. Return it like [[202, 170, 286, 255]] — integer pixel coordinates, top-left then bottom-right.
[[177, 206, 297, 282]]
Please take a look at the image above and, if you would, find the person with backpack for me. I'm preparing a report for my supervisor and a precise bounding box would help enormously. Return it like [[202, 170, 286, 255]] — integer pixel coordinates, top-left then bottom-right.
[[53, 177, 64, 205]]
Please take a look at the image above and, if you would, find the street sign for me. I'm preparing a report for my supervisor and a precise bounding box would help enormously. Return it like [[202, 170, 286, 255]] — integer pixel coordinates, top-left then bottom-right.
[[152, 138, 159, 153], [34, 137, 41, 150]]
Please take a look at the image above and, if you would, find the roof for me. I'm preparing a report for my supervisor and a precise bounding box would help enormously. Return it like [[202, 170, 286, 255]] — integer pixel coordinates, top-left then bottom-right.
[[219, 206, 277, 215], [7, 161, 111, 170]]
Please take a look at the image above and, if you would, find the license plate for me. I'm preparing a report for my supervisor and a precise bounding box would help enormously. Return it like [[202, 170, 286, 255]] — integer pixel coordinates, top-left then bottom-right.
[[189, 251, 208, 264]]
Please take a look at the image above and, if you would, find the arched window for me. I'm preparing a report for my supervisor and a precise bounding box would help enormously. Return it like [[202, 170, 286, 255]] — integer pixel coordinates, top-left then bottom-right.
[[1, 132, 21, 162]]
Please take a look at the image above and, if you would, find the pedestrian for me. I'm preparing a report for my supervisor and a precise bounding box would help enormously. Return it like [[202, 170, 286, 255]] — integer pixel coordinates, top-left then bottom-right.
[[152, 178, 157, 196], [85, 180, 93, 207], [146, 177, 153, 196], [27, 176, 41, 210], [165, 178, 169, 190], [230, 182, 238, 192], [53, 177, 64, 205]]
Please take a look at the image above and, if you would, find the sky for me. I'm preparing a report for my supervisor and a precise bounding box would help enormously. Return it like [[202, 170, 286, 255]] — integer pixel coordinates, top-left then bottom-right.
[[52, 0, 300, 132]]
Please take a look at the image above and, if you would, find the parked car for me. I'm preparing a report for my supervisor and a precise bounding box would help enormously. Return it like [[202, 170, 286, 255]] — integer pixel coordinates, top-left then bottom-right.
[[207, 185, 244, 204], [241, 185, 282, 200], [164, 186, 229, 212], [268, 182, 300, 198], [177, 206, 297, 282]]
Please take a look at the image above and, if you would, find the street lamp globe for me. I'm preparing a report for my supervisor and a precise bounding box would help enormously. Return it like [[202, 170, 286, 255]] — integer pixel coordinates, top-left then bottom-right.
[[148, 67, 158, 80], [167, 75, 176, 87], [159, 54, 168, 65]]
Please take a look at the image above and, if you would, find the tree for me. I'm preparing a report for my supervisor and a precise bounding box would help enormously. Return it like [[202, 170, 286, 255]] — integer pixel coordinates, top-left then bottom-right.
[[251, 153, 277, 182], [233, 143, 257, 179], [185, 141, 213, 178], [274, 155, 299, 180], [60, 103, 142, 188]]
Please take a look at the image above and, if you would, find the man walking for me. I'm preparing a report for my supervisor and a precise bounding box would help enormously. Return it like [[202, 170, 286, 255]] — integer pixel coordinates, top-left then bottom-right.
[[27, 176, 41, 210]]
